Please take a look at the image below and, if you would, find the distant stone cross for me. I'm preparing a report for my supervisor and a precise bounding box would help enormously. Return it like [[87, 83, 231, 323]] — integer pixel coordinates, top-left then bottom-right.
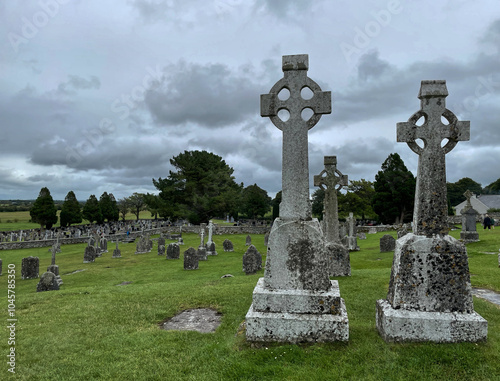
[[314, 156, 347, 242], [463, 189, 474, 211], [51, 245, 56, 266], [261, 54, 331, 219], [397, 80, 470, 236]]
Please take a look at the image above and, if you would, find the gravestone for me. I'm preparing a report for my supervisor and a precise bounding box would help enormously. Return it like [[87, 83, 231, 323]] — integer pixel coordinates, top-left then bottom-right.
[[99, 237, 108, 253], [206, 221, 217, 255], [166, 243, 180, 259], [36, 271, 59, 292], [135, 235, 150, 254], [246, 54, 348, 343], [368, 227, 377, 234], [357, 232, 367, 240], [245, 235, 252, 246], [379, 234, 396, 252], [197, 245, 207, 261], [158, 244, 165, 256], [345, 212, 359, 251], [112, 240, 121, 258], [0, 259, 2, 276], [47, 245, 62, 286], [243, 245, 262, 275], [158, 236, 166, 249], [314, 155, 350, 276], [376, 80, 487, 343], [460, 190, 479, 243], [84, 245, 96, 263], [183, 247, 198, 270], [223, 239, 234, 252], [21, 256, 39, 279]]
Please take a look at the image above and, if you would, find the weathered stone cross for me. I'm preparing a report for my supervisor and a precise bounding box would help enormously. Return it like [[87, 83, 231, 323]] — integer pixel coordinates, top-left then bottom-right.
[[51, 244, 56, 266], [397, 80, 470, 236], [261, 54, 331, 219], [463, 189, 474, 211], [314, 156, 348, 242]]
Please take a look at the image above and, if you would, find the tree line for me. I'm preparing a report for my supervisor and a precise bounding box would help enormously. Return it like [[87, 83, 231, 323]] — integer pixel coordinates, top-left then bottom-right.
[[28, 150, 500, 229]]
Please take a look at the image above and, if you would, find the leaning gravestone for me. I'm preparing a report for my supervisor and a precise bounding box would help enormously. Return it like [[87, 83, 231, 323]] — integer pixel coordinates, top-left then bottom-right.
[[183, 247, 198, 270], [460, 190, 479, 243], [379, 234, 396, 252], [112, 241, 121, 258], [22, 256, 39, 279], [36, 271, 59, 292], [376, 80, 487, 343], [243, 245, 262, 275], [314, 155, 350, 276], [246, 54, 348, 343], [223, 239, 234, 252], [84, 245, 96, 263], [166, 243, 180, 259]]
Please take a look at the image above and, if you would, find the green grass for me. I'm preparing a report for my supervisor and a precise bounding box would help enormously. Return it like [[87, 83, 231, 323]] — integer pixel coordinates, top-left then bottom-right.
[[0, 229, 499, 380], [0, 211, 156, 231]]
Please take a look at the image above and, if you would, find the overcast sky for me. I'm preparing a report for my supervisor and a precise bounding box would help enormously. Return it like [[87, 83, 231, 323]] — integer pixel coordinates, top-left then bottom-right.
[[1, 0, 500, 202]]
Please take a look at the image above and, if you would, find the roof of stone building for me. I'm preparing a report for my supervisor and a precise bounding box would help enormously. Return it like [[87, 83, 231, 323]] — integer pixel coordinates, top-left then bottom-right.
[[476, 195, 500, 209]]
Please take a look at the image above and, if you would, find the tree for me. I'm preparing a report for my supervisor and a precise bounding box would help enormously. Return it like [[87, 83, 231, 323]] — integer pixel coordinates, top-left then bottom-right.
[[153, 150, 242, 224], [99, 192, 119, 222], [344, 179, 376, 220], [311, 188, 325, 220], [447, 177, 482, 206], [118, 198, 129, 221], [143, 193, 163, 219], [271, 191, 282, 220], [482, 178, 500, 195], [372, 153, 416, 224], [60, 191, 82, 227], [30, 187, 58, 229], [127, 193, 146, 220], [239, 184, 271, 220], [82, 195, 103, 224]]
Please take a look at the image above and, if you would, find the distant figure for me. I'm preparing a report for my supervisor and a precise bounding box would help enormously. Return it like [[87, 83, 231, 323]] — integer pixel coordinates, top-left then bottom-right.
[[483, 214, 492, 230], [491, 217, 495, 230]]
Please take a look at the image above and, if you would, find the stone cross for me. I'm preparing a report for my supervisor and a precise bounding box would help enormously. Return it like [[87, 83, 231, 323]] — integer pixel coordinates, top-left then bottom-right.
[[207, 221, 214, 244], [463, 189, 473, 211], [51, 245, 56, 266], [397, 80, 470, 236], [314, 156, 347, 243], [200, 230, 205, 246], [261, 54, 331, 219]]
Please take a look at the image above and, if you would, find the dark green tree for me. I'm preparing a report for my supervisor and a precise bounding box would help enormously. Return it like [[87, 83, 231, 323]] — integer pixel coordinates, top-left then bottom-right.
[[153, 150, 242, 224], [447, 177, 482, 206], [126, 193, 146, 220], [83, 194, 103, 224], [344, 179, 377, 220], [482, 178, 500, 195], [30, 187, 58, 229], [311, 188, 325, 220], [99, 192, 119, 222], [143, 193, 163, 219], [271, 191, 282, 220], [372, 153, 416, 224], [118, 198, 129, 221], [60, 191, 82, 227], [239, 184, 271, 220]]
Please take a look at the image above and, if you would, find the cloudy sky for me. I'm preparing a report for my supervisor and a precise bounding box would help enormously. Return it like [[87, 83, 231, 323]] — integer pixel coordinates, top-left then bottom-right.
[[1, 0, 500, 202]]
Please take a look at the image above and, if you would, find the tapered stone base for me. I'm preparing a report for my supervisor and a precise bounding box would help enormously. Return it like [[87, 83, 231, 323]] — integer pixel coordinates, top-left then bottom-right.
[[245, 279, 349, 343], [376, 299, 487, 343], [460, 231, 479, 243]]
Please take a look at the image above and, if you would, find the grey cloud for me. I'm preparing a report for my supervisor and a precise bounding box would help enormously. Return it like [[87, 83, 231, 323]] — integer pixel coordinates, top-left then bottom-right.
[[57, 75, 101, 95], [144, 61, 262, 128]]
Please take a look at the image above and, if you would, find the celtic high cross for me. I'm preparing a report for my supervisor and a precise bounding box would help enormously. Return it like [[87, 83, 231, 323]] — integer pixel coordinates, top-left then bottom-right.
[[397, 80, 470, 236], [314, 156, 347, 242], [261, 55, 331, 219]]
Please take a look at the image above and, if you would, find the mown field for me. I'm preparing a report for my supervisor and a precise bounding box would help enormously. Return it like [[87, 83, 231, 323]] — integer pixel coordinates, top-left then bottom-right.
[[0, 228, 499, 380]]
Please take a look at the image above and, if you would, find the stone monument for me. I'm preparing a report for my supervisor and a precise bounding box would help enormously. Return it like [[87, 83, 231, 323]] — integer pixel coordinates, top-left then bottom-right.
[[245, 235, 252, 246], [242, 245, 262, 275], [345, 212, 359, 251], [166, 243, 180, 259], [460, 190, 479, 243], [197, 230, 207, 261], [245, 54, 348, 343], [183, 247, 198, 270], [376, 80, 487, 343], [314, 155, 350, 276], [379, 234, 396, 252], [47, 245, 62, 286], [36, 271, 60, 292], [223, 239, 234, 252], [112, 240, 121, 258], [21, 256, 39, 279], [206, 221, 217, 255], [84, 245, 96, 263]]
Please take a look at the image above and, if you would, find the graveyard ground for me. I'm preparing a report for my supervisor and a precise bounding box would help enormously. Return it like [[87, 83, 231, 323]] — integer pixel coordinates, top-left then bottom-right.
[[0, 228, 499, 380]]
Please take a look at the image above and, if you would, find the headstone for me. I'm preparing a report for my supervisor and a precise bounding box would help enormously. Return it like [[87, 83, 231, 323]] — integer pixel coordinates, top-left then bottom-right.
[[197, 245, 207, 261], [183, 247, 198, 270], [21, 256, 39, 279], [397, 224, 409, 239], [158, 236, 166, 249], [166, 243, 180, 259], [222, 239, 234, 252], [245, 235, 252, 246], [48, 245, 62, 285], [357, 232, 367, 240], [376, 80, 487, 343], [178, 237, 184, 245], [243, 245, 262, 275], [36, 271, 60, 292], [379, 234, 396, 252], [246, 54, 348, 343], [314, 155, 350, 276], [460, 190, 479, 243], [84, 245, 96, 263], [135, 235, 149, 254], [99, 237, 108, 253], [345, 212, 359, 251], [112, 240, 121, 258], [368, 227, 377, 234], [206, 241, 217, 256]]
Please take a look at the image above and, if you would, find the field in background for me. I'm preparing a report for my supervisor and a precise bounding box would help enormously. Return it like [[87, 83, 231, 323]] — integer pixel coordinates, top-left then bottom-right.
[[0, 229, 498, 380]]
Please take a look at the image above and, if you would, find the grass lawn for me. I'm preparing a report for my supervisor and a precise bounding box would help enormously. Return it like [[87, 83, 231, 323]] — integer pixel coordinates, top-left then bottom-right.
[[0, 228, 499, 380]]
